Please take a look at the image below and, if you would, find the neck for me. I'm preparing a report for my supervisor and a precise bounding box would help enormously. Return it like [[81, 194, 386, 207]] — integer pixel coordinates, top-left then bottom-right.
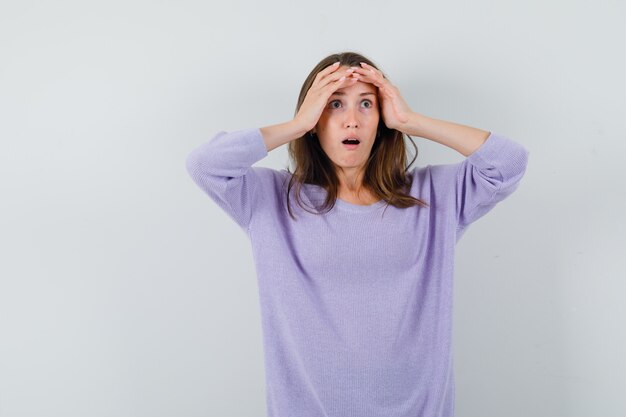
[[336, 166, 365, 192], [336, 167, 378, 204]]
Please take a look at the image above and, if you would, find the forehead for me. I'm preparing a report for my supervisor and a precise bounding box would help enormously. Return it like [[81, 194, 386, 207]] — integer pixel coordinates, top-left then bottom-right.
[[332, 82, 378, 97]]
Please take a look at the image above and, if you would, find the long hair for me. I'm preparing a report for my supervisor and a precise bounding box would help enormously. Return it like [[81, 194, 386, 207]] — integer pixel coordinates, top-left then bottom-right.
[[286, 51, 429, 220]]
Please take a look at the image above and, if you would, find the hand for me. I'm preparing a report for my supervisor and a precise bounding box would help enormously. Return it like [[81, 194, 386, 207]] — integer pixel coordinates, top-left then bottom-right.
[[350, 62, 413, 132], [294, 62, 359, 132]]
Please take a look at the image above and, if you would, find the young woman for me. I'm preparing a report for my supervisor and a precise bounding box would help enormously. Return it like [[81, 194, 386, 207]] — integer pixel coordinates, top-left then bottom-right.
[[186, 51, 529, 417]]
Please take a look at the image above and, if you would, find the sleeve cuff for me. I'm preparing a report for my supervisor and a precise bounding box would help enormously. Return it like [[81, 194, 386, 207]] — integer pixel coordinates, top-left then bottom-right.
[[250, 128, 269, 160]]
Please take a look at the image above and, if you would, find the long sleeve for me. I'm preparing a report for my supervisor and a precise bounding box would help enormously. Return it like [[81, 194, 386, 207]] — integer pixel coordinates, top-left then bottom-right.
[[185, 127, 269, 233], [184, 128, 526, 416], [455, 131, 529, 232]]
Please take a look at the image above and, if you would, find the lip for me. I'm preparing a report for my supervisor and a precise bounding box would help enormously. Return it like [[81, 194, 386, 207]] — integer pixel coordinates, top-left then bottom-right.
[[341, 136, 361, 150]]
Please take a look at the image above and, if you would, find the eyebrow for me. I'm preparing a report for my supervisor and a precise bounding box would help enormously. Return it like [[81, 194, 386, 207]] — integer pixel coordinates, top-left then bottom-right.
[[330, 92, 376, 97]]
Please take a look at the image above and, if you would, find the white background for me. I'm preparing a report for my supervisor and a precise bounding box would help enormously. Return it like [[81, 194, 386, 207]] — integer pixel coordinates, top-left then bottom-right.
[[1, 1, 624, 416]]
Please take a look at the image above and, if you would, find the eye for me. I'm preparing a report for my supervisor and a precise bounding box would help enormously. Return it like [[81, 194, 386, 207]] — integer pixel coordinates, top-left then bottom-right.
[[329, 100, 342, 109], [361, 99, 373, 109]]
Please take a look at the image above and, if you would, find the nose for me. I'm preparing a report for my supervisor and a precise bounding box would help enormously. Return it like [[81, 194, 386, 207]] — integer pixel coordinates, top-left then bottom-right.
[[344, 106, 359, 129]]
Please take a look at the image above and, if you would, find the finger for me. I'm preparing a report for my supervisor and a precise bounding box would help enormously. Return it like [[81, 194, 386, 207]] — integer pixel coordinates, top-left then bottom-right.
[[357, 65, 386, 83], [352, 70, 386, 90], [309, 64, 340, 92], [317, 62, 341, 78], [316, 67, 356, 90], [330, 72, 358, 90], [356, 69, 394, 96], [318, 73, 358, 101], [359, 62, 385, 77], [312, 62, 345, 87], [348, 64, 382, 82]]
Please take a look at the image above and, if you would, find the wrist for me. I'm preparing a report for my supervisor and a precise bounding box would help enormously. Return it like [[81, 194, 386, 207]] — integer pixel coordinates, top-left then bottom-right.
[[260, 119, 310, 152], [396, 111, 427, 137], [289, 117, 312, 137]]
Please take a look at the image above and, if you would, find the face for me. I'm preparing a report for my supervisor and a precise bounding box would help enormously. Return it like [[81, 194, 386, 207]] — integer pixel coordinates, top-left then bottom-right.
[[314, 67, 380, 174]]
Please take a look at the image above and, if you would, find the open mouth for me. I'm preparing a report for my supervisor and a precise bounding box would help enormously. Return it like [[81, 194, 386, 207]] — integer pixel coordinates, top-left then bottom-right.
[[342, 138, 360, 149]]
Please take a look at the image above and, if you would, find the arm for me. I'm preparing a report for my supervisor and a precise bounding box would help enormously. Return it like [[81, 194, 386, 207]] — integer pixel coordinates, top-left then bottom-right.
[[185, 128, 269, 233], [260, 119, 309, 152], [349, 63, 489, 157], [261, 61, 355, 152], [350, 62, 528, 231], [186, 63, 350, 231], [453, 131, 529, 232], [398, 112, 491, 157], [396, 112, 529, 230]]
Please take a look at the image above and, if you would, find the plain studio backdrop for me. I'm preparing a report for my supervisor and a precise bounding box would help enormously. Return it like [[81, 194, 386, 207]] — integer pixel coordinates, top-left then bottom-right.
[[1, 1, 624, 416]]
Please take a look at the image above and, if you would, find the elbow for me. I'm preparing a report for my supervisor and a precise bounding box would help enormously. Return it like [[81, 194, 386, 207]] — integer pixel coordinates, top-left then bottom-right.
[[185, 149, 205, 180], [519, 146, 530, 176], [505, 146, 530, 191], [185, 151, 197, 177], [510, 144, 530, 180]]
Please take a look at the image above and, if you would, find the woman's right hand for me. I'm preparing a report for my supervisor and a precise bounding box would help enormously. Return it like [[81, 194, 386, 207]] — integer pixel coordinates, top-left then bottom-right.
[[294, 62, 358, 132], [260, 63, 357, 152]]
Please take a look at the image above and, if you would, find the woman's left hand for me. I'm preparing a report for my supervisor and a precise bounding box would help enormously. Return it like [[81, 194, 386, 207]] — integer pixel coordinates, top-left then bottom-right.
[[350, 62, 413, 133]]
